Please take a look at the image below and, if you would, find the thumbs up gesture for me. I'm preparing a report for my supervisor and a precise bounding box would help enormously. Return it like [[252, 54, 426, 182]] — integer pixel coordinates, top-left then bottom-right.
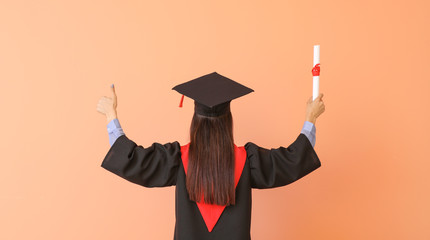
[[97, 84, 118, 123]]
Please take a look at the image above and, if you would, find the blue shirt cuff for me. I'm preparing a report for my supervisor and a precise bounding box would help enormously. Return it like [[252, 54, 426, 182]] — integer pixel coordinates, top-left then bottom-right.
[[303, 121, 316, 133], [107, 118, 122, 133], [107, 118, 125, 146], [301, 121, 316, 147]]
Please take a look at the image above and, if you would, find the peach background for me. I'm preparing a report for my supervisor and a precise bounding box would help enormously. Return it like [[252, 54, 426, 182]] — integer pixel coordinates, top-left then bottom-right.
[[1, 0, 429, 239]]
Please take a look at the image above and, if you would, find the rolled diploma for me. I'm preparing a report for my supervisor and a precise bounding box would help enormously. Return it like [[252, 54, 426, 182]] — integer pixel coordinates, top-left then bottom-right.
[[313, 45, 320, 101]]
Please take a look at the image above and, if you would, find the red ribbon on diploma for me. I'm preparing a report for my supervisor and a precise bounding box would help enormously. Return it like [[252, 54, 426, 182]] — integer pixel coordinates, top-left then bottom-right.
[[312, 63, 320, 76]]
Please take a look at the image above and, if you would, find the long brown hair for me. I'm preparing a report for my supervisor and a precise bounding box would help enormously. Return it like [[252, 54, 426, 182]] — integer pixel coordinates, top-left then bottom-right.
[[186, 111, 235, 206]]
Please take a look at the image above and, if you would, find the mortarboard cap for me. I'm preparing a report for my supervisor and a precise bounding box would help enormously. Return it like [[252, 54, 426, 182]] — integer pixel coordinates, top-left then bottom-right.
[[172, 72, 254, 117]]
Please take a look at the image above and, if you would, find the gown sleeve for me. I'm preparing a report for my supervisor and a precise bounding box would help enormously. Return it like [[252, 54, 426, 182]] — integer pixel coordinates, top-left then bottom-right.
[[245, 133, 321, 189], [101, 134, 182, 187]]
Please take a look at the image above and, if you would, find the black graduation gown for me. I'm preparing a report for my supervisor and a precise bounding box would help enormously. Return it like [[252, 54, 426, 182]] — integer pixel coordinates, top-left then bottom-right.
[[101, 133, 321, 240]]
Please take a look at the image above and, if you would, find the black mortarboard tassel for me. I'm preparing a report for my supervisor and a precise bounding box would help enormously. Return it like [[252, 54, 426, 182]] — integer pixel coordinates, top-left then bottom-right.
[[172, 72, 254, 117]]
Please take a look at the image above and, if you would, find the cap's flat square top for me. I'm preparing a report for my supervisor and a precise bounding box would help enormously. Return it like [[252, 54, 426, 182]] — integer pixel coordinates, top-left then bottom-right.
[[172, 72, 254, 108]]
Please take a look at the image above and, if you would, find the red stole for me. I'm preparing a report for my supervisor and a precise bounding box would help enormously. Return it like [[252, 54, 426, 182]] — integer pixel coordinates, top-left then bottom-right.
[[180, 143, 247, 232]]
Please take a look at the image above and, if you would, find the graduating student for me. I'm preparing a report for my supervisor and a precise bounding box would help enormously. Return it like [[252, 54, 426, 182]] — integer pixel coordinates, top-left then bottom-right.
[[96, 72, 325, 240]]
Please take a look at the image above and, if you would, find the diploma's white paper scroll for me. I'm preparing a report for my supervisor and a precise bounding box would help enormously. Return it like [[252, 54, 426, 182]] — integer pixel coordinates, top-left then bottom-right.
[[313, 45, 320, 101]]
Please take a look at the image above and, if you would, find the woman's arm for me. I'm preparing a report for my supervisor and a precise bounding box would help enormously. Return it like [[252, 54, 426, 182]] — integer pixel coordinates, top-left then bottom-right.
[[301, 93, 325, 147], [96, 83, 124, 145], [97, 84, 182, 187], [101, 135, 182, 187], [245, 94, 325, 189], [245, 134, 321, 189]]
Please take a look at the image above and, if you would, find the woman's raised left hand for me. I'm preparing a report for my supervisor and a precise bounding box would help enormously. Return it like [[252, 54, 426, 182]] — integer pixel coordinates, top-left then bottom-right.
[[97, 84, 118, 123]]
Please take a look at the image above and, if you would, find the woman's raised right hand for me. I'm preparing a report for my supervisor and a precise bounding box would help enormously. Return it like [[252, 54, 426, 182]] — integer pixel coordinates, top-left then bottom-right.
[[305, 93, 325, 124]]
